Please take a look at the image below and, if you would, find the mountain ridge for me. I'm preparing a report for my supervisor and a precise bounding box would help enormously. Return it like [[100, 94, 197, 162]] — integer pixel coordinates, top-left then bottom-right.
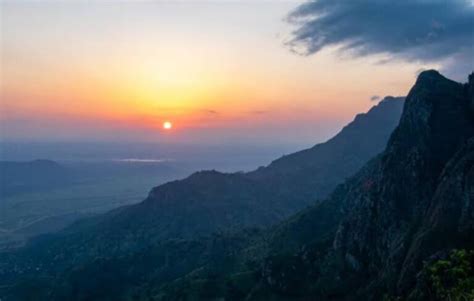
[[240, 70, 474, 300], [79, 96, 404, 246], [126, 70, 474, 301], [0, 96, 405, 300], [3, 71, 473, 300]]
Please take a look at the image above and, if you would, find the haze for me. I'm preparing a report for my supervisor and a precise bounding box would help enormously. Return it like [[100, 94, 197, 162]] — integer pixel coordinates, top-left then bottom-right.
[[1, 1, 438, 148]]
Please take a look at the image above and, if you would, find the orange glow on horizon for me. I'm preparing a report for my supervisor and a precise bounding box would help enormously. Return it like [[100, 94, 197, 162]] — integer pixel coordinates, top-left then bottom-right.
[[1, 1, 433, 143]]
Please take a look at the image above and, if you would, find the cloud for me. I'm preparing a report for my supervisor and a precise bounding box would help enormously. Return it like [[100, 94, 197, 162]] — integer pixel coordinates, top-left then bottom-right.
[[286, 0, 474, 78], [370, 95, 381, 102], [203, 109, 218, 114]]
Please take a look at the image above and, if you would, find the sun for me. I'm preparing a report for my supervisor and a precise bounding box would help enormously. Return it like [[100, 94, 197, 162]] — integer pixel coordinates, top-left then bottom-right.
[[163, 121, 172, 130]]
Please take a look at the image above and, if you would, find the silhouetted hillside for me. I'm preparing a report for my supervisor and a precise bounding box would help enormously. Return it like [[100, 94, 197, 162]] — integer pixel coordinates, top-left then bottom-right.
[[153, 70, 474, 301], [88, 96, 404, 245], [0, 96, 414, 300], [236, 70, 474, 300], [0, 160, 72, 197]]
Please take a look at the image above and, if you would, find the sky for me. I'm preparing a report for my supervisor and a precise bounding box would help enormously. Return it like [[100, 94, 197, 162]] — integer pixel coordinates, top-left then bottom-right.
[[1, 0, 473, 147]]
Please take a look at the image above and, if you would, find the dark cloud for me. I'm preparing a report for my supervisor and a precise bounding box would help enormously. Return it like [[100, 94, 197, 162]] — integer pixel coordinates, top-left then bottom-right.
[[287, 0, 474, 78], [370, 95, 381, 101]]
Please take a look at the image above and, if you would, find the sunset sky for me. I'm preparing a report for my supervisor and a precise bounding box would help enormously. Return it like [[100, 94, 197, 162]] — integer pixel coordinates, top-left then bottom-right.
[[1, 1, 472, 146]]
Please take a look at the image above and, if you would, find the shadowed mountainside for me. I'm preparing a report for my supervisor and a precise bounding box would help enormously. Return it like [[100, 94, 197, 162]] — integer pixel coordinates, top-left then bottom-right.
[[26, 70, 474, 301], [0, 97, 406, 300], [95, 96, 405, 243], [154, 70, 474, 301]]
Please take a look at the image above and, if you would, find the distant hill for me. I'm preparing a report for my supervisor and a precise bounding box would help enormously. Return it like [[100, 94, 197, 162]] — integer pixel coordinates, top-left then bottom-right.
[[0, 160, 72, 198]]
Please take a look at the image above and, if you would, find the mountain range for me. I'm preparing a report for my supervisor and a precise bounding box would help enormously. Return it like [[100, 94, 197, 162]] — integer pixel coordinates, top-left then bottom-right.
[[5, 96, 403, 247], [0, 96, 404, 300], [153, 70, 474, 301], [1, 70, 473, 300]]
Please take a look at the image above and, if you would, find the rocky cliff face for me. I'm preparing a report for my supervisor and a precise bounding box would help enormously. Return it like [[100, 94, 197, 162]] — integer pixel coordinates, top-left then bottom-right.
[[401, 137, 474, 299], [257, 70, 474, 300]]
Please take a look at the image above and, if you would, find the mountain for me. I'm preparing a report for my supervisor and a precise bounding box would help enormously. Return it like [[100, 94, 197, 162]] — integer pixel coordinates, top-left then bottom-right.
[[325, 70, 474, 299], [33, 70, 473, 301], [250, 96, 405, 197], [136, 96, 405, 240], [2, 97, 401, 248], [68, 97, 404, 244], [153, 70, 474, 300], [0, 160, 72, 198], [0, 97, 404, 300]]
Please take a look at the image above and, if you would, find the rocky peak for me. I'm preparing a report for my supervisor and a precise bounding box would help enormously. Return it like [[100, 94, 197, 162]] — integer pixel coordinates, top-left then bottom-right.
[[331, 71, 474, 298], [383, 70, 473, 180]]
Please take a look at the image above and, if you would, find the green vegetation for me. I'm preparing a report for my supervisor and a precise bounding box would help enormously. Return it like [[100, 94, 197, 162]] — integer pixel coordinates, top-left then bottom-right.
[[422, 249, 474, 301]]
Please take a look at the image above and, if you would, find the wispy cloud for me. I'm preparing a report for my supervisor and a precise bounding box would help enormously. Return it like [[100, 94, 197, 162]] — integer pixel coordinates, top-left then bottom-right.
[[370, 95, 381, 102], [203, 109, 218, 115]]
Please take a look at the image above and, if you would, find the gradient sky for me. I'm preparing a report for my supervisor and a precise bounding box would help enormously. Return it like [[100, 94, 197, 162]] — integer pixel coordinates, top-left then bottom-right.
[[1, 1, 470, 146]]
